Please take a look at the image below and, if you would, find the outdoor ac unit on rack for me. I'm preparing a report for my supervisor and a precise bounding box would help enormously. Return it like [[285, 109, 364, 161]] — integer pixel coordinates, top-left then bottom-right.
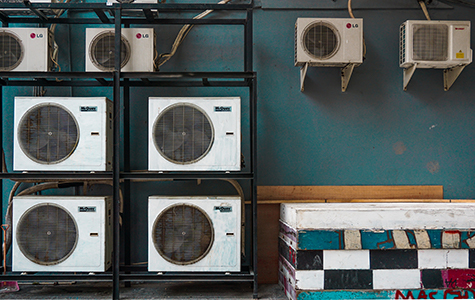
[[0, 0, 56, 16], [85, 28, 156, 72], [148, 97, 241, 171], [13, 97, 113, 171], [13, 196, 112, 272], [0, 28, 52, 71], [294, 18, 363, 92], [399, 20, 472, 91], [148, 196, 241, 272]]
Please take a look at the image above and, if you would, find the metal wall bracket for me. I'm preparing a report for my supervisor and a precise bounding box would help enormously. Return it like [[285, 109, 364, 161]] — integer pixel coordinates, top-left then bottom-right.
[[300, 62, 308, 92], [341, 63, 356, 92], [444, 65, 466, 91], [403, 63, 417, 91]]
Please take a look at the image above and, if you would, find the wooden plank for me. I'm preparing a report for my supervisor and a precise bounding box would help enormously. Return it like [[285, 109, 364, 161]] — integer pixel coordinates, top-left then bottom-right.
[[257, 186, 443, 201], [257, 204, 280, 284], [247, 199, 466, 204], [326, 199, 451, 203]]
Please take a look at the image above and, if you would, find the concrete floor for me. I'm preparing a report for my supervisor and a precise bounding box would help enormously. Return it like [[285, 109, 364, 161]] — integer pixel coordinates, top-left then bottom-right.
[[0, 282, 287, 299]]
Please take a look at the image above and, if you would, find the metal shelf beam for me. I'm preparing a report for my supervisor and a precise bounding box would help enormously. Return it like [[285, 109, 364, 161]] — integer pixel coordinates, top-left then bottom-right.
[[0, 2, 256, 299]]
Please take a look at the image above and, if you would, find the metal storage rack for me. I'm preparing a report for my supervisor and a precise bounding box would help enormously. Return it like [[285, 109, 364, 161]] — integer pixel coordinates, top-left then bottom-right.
[[0, 1, 257, 299]]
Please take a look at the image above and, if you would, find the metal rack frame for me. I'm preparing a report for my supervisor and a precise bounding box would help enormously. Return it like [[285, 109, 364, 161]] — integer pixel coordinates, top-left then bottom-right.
[[0, 1, 257, 299]]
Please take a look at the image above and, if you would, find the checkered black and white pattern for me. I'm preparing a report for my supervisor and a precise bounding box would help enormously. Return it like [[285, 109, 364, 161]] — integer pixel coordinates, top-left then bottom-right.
[[279, 237, 475, 290]]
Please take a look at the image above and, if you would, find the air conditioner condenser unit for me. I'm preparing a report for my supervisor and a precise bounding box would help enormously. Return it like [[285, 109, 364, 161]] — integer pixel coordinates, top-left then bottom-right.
[[399, 20, 472, 91], [0, 27, 52, 72], [13, 196, 112, 272], [13, 97, 113, 171], [294, 18, 363, 92], [148, 97, 241, 172], [148, 196, 241, 272], [85, 28, 156, 72]]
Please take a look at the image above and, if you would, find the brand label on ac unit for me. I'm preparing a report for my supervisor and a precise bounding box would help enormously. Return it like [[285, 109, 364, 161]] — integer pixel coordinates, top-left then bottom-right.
[[214, 106, 232, 112], [80, 106, 98, 112], [30, 33, 44, 39], [214, 206, 232, 213], [136, 33, 150, 39], [79, 206, 96, 212]]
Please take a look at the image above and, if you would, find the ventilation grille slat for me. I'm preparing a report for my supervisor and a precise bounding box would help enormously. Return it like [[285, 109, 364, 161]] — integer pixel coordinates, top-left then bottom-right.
[[303, 21, 340, 60], [412, 24, 448, 61], [90, 32, 130, 71], [18, 104, 79, 164], [153, 204, 213, 265], [0, 31, 23, 71], [153, 104, 214, 165], [17, 203, 78, 266]]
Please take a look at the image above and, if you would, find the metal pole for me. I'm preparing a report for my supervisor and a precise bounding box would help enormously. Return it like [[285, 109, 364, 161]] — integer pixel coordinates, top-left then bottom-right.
[[113, 7, 122, 300], [244, 8, 253, 72], [251, 76, 258, 299]]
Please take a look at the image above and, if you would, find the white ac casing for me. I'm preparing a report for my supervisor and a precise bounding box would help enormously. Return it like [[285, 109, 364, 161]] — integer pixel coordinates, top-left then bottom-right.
[[14, 97, 113, 171], [1, 0, 56, 16], [400, 20, 472, 69], [0, 28, 51, 71], [295, 18, 363, 67], [148, 97, 241, 171], [148, 196, 241, 272], [13, 196, 112, 272], [85, 28, 156, 72]]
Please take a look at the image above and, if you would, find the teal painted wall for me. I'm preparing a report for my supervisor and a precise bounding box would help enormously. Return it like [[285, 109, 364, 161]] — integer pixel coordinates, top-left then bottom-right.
[[3, 0, 475, 264]]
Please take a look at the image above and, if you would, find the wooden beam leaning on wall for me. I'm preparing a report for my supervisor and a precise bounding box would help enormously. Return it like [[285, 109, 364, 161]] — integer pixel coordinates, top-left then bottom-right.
[[249, 185, 444, 204], [256, 185, 445, 284]]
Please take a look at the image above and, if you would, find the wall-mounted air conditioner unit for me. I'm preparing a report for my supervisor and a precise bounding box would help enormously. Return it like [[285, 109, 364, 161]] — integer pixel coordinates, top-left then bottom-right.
[[14, 97, 113, 171], [85, 28, 156, 72], [400, 20, 472, 91], [13, 196, 112, 272], [148, 97, 241, 172], [148, 196, 241, 272], [0, 28, 52, 71], [295, 18, 363, 92]]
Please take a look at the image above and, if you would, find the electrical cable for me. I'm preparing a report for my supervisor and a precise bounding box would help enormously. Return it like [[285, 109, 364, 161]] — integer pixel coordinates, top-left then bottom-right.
[[158, 0, 233, 67], [348, 0, 355, 18], [2, 182, 21, 261], [419, 0, 432, 20]]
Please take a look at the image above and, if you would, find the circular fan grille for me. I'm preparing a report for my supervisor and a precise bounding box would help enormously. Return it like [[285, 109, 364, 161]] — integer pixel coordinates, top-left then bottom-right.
[[153, 104, 214, 164], [0, 31, 24, 71], [90, 32, 131, 71], [152, 204, 214, 265], [303, 22, 340, 60], [18, 103, 79, 164], [16, 203, 78, 266], [412, 24, 448, 61]]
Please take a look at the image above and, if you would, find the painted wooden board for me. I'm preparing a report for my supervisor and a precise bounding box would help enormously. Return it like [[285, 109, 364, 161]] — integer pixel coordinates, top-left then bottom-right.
[[280, 221, 475, 250], [258, 186, 444, 201], [280, 203, 475, 230], [257, 186, 449, 284]]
